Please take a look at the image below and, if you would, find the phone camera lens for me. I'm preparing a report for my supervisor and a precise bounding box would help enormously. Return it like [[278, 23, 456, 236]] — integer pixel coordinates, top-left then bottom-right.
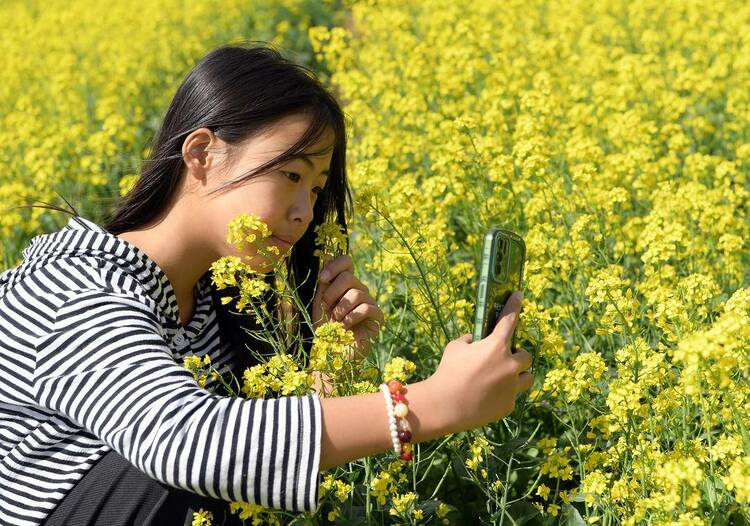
[[494, 238, 508, 280]]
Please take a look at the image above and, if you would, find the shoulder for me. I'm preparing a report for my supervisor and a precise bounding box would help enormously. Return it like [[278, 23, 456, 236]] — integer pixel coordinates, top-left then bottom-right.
[[13, 256, 163, 325], [47, 251, 154, 292]]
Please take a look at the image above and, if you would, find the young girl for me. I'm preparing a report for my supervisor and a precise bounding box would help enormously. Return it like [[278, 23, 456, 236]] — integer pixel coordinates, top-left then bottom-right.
[[0, 43, 533, 525]]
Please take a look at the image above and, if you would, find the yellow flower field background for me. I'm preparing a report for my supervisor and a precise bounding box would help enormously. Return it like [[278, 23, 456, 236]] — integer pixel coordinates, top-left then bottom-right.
[[2, 0, 749, 524]]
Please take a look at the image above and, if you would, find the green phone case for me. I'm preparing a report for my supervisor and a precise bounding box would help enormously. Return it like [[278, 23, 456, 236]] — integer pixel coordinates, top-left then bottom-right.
[[472, 228, 526, 344]]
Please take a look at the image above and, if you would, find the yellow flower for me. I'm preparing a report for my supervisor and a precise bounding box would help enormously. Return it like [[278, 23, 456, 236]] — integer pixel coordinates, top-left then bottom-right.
[[369, 471, 396, 507], [228, 501, 280, 525], [183, 355, 202, 372], [209, 256, 251, 290], [191, 508, 213, 526], [313, 220, 347, 258], [389, 491, 418, 516], [465, 435, 490, 473], [382, 357, 416, 384], [581, 470, 609, 505], [536, 483, 551, 501], [310, 320, 355, 372], [182, 354, 213, 389], [118, 173, 139, 196], [226, 213, 272, 251], [722, 456, 750, 504]]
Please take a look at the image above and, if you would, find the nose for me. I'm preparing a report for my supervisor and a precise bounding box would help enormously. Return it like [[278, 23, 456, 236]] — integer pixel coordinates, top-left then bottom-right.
[[291, 187, 315, 227]]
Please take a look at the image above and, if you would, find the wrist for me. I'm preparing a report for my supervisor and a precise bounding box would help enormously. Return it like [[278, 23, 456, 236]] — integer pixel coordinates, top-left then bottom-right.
[[403, 377, 458, 443]]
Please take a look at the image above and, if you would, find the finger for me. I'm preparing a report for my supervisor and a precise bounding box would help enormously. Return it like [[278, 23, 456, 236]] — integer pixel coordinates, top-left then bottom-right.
[[489, 290, 523, 345], [457, 333, 473, 344], [313, 279, 332, 317], [316, 254, 334, 284], [319, 254, 354, 284], [322, 271, 360, 308], [319, 253, 334, 269], [342, 303, 381, 329], [331, 288, 372, 322], [518, 371, 534, 392], [511, 349, 533, 372], [363, 318, 382, 335], [349, 335, 374, 361]]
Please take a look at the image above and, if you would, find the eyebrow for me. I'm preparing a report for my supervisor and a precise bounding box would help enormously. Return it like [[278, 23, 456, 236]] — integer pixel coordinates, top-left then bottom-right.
[[291, 154, 330, 177]]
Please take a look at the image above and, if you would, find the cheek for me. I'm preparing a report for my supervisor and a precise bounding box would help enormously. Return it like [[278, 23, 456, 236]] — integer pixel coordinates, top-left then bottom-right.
[[215, 184, 281, 230], [208, 186, 288, 266]]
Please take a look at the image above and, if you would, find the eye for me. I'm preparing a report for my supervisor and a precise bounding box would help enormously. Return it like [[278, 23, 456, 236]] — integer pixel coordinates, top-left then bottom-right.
[[282, 171, 301, 183], [283, 170, 325, 195]]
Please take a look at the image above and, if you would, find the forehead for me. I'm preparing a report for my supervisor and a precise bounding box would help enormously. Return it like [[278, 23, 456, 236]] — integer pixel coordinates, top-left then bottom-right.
[[240, 113, 335, 162]]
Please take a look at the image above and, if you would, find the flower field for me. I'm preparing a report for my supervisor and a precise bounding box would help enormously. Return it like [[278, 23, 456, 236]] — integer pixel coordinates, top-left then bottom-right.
[[308, 1, 750, 523], [2, 0, 749, 524]]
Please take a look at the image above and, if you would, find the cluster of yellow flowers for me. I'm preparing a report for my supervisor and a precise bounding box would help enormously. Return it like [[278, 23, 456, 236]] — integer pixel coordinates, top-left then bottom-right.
[[370, 460, 409, 507], [313, 220, 348, 259], [226, 501, 282, 526], [319, 474, 353, 522], [0, 0, 297, 261], [310, 0, 750, 522], [190, 508, 214, 526], [464, 435, 491, 474], [210, 213, 291, 320], [309, 320, 356, 370], [182, 354, 218, 389], [7, 0, 750, 522], [241, 354, 314, 397], [226, 213, 276, 255]]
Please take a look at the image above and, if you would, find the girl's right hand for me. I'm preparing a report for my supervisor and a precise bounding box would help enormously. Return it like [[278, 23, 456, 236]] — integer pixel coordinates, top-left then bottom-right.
[[428, 291, 533, 434]]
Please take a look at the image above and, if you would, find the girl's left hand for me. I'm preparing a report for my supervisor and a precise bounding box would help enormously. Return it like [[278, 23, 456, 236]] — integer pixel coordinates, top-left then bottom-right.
[[312, 254, 384, 360]]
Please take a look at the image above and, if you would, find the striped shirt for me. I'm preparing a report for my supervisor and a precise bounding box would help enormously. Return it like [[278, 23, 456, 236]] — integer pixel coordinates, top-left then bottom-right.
[[0, 215, 322, 525]]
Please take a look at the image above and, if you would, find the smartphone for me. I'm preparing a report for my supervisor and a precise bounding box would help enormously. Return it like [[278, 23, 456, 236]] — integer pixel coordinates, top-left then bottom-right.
[[472, 228, 526, 345]]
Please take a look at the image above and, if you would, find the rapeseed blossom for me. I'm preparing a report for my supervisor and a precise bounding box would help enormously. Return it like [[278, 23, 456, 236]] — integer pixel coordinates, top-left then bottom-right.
[[369, 461, 408, 507], [226, 213, 274, 254], [190, 509, 213, 526], [309, 0, 750, 521], [313, 220, 347, 258], [382, 356, 416, 384], [6, 0, 750, 523], [319, 474, 353, 522], [182, 354, 215, 389]]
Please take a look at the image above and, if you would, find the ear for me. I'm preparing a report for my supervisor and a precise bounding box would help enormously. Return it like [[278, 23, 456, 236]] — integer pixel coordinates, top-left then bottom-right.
[[181, 127, 217, 178]]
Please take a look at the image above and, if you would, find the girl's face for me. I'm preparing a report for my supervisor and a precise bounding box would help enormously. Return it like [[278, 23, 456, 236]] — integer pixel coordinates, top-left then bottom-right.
[[182, 113, 334, 272]]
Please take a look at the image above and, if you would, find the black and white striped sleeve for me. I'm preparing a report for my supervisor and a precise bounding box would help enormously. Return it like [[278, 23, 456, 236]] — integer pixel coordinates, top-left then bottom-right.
[[31, 288, 323, 512]]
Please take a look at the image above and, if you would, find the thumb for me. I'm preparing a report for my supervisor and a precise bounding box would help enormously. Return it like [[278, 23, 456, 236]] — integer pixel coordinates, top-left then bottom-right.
[[313, 269, 331, 320], [316, 254, 335, 308], [456, 333, 473, 344], [318, 253, 333, 276], [313, 282, 329, 311], [490, 290, 523, 344]]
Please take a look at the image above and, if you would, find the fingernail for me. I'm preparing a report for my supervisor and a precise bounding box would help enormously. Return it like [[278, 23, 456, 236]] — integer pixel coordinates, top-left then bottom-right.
[[320, 270, 330, 282], [516, 291, 524, 300]]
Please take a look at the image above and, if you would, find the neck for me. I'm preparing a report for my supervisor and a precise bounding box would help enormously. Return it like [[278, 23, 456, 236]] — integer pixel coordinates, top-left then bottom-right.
[[115, 203, 217, 318]]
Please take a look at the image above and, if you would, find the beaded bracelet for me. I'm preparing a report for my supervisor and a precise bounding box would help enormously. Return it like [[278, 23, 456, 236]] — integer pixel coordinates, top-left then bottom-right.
[[380, 380, 413, 462]]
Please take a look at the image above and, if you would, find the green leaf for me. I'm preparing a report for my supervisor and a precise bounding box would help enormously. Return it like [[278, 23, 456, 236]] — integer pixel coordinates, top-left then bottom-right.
[[564, 504, 587, 526]]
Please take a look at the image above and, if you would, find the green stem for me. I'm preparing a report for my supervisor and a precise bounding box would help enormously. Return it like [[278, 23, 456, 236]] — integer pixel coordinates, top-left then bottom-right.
[[370, 202, 452, 341]]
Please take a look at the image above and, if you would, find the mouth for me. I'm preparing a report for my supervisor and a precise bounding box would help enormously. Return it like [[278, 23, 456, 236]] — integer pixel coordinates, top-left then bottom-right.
[[270, 235, 294, 250]]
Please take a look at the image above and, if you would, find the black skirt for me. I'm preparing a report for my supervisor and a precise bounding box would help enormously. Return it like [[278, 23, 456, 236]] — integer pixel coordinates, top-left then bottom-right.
[[42, 449, 244, 526]]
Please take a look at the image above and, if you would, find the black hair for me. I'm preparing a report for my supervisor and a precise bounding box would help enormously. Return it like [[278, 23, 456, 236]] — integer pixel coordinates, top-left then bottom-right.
[[13, 41, 353, 380]]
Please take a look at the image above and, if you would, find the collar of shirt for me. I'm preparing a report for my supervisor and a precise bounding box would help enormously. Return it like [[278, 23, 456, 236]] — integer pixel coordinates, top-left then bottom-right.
[[22, 214, 211, 340]]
